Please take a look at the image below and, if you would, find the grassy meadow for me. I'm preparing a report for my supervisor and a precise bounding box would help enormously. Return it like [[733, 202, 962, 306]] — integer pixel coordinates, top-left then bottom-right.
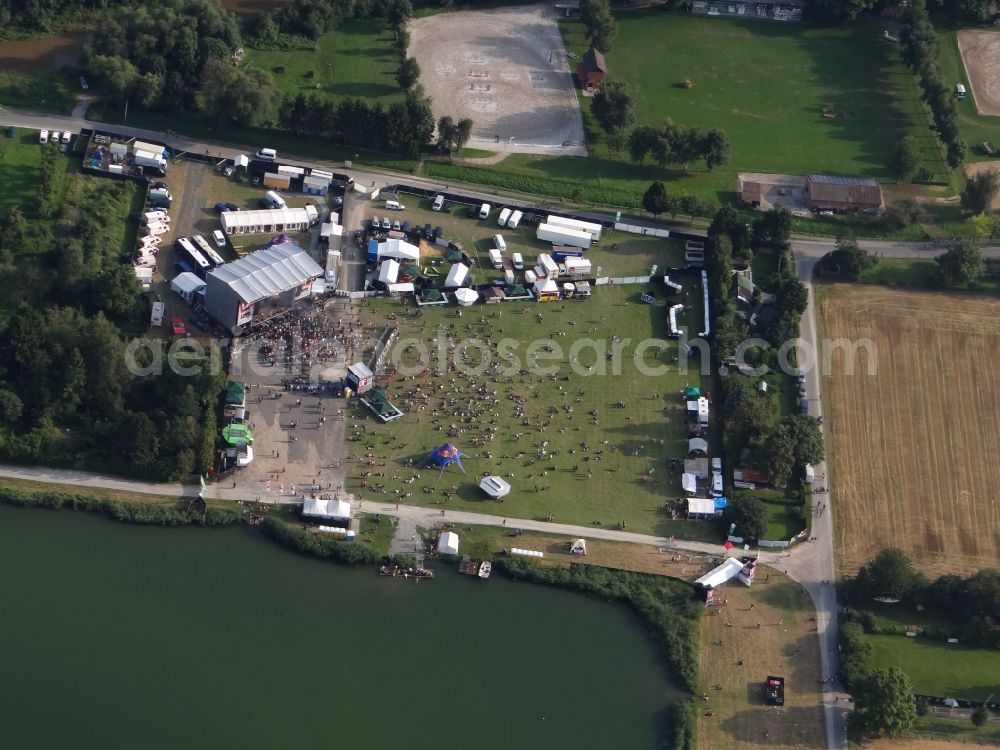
[[347, 283, 719, 538], [866, 634, 1000, 701]]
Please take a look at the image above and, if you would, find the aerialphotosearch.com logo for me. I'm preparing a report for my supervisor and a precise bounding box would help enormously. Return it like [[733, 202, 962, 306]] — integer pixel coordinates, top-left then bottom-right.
[[124, 331, 878, 380]]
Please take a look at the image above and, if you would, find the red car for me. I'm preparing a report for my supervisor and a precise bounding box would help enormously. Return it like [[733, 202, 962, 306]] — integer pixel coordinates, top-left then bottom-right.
[[170, 315, 187, 337]]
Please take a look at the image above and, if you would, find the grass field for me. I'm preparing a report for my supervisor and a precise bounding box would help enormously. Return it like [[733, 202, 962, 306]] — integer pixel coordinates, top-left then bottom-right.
[[575, 13, 945, 179], [245, 20, 403, 107], [865, 634, 1000, 701], [697, 573, 826, 749], [0, 128, 46, 216], [858, 257, 1000, 293], [347, 283, 718, 538], [818, 284, 1000, 575]]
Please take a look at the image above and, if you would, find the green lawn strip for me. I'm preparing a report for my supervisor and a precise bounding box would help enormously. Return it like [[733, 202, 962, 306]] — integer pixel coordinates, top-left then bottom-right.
[[937, 28, 1000, 164], [865, 633, 1000, 701], [0, 128, 43, 215], [910, 714, 1000, 741], [859, 257, 1000, 293], [349, 284, 716, 538], [245, 19, 404, 107], [0, 70, 78, 114]]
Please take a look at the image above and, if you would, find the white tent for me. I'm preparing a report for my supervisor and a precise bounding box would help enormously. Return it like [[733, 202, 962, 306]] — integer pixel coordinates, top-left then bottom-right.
[[454, 287, 478, 306], [687, 497, 717, 516], [682, 473, 697, 495], [302, 498, 352, 521], [570, 538, 587, 555], [378, 259, 400, 285], [377, 238, 420, 262], [444, 262, 469, 288], [437, 531, 460, 555], [171, 272, 206, 301], [688, 437, 708, 455], [479, 475, 511, 498], [532, 278, 559, 297], [694, 557, 744, 589]]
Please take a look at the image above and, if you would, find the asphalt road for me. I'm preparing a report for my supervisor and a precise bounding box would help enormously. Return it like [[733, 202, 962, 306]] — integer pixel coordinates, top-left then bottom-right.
[[4, 102, 994, 750]]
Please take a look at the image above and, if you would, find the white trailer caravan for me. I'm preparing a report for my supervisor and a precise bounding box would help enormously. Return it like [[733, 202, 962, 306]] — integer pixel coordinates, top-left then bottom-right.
[[536, 253, 559, 279], [151, 301, 165, 327], [497, 208, 511, 227], [546, 215, 602, 242], [507, 210, 523, 229], [536, 223, 592, 249], [488, 247, 503, 269]]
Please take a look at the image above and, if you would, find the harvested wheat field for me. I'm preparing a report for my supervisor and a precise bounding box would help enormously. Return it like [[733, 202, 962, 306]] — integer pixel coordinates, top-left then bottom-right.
[[819, 285, 1000, 575]]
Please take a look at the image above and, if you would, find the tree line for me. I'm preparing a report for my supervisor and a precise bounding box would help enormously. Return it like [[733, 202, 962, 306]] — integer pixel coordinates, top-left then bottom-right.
[[900, 0, 967, 169], [279, 90, 435, 157]]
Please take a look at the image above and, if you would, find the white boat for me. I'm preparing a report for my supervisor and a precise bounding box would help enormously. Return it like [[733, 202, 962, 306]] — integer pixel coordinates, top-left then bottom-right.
[[478, 561, 492, 579]]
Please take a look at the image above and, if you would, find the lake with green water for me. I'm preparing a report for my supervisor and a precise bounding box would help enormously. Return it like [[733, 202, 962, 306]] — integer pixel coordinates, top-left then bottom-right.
[[0, 506, 682, 749]]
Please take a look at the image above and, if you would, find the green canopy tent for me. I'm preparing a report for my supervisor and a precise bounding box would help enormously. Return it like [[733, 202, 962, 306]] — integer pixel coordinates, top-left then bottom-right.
[[444, 248, 463, 263], [221, 423, 254, 446], [420, 288, 443, 302], [683, 386, 701, 399], [225, 380, 246, 406]]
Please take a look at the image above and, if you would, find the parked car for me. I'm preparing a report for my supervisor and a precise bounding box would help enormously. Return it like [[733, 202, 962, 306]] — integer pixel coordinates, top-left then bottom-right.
[[423, 223, 434, 240], [370, 217, 380, 230], [401, 221, 412, 235], [170, 316, 188, 337], [225, 202, 238, 211], [39, 129, 49, 144], [213, 230, 227, 247], [798, 382, 807, 397], [61, 131, 71, 144], [333, 195, 344, 206], [432, 194, 444, 211], [392, 220, 401, 231], [215, 202, 233, 213], [799, 399, 809, 415], [385, 199, 405, 210], [150, 182, 168, 190], [382, 216, 391, 229], [433, 226, 444, 239]]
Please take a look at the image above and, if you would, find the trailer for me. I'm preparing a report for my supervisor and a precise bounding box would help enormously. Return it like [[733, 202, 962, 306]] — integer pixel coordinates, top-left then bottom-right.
[[488, 247, 503, 269], [497, 207, 512, 227], [536, 253, 559, 279], [175, 236, 211, 277], [507, 210, 523, 229], [562, 256, 592, 278], [546, 215, 602, 241], [192, 234, 226, 267], [150, 301, 165, 327], [536, 222, 592, 249]]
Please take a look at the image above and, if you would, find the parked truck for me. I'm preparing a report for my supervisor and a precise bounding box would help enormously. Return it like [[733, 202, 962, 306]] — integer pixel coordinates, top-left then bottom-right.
[[134, 148, 167, 171], [546, 214, 602, 241], [765, 676, 785, 706], [536, 222, 592, 249]]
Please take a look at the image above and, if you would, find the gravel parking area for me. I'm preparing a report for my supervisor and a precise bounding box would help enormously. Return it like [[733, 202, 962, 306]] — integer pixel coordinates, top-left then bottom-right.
[[408, 3, 586, 156]]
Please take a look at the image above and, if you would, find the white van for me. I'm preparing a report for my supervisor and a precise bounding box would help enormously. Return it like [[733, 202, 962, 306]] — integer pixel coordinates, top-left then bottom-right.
[[432, 194, 445, 211], [256, 147, 277, 161], [956, 84, 967, 99], [497, 208, 511, 227], [39, 129, 49, 144], [512, 252, 524, 270], [804, 463, 816, 484], [488, 247, 503, 269], [386, 199, 405, 210], [479, 203, 491, 219], [507, 210, 523, 229], [493, 234, 506, 252], [264, 190, 287, 209]]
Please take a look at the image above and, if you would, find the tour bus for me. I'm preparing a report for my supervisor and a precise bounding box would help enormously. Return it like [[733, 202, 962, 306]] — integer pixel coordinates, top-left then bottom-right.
[[175, 236, 211, 277], [192, 234, 226, 267]]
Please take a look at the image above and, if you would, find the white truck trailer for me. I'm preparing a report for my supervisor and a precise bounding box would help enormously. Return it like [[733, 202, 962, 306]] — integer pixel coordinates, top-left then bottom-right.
[[536, 222, 592, 249], [546, 215, 602, 242]]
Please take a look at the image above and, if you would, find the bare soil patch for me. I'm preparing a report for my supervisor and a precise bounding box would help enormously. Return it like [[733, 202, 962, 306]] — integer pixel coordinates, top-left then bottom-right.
[[0, 32, 87, 73], [819, 285, 1000, 575], [957, 29, 1000, 116], [408, 3, 586, 156]]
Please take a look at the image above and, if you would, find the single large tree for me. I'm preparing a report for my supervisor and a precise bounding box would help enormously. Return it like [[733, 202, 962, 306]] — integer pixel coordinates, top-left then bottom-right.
[[850, 668, 916, 738], [818, 236, 878, 280], [702, 128, 730, 171], [397, 57, 420, 90], [642, 181, 669, 217], [936, 238, 983, 286], [961, 169, 1000, 214], [854, 548, 922, 600], [888, 135, 921, 181], [723, 494, 769, 540], [591, 80, 635, 137], [580, 0, 616, 52]]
